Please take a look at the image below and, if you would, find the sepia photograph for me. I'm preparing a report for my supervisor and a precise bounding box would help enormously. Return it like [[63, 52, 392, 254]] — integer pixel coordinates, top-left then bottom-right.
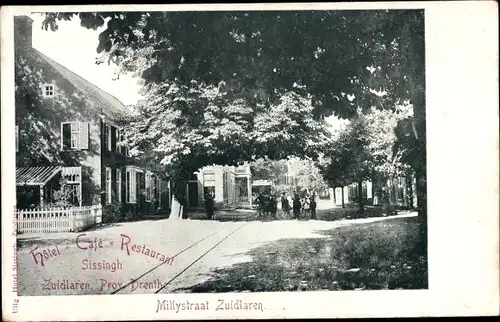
[[2, 2, 498, 321]]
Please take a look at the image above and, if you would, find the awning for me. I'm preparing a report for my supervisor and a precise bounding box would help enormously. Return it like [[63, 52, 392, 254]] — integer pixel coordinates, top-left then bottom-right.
[[16, 166, 62, 186], [125, 165, 144, 173]]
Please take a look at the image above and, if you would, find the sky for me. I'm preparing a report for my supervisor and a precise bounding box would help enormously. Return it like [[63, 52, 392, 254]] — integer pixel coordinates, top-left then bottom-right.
[[29, 13, 346, 130], [30, 13, 144, 106]]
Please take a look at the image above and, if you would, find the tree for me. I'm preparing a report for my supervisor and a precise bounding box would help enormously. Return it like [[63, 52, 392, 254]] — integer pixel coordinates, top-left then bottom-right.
[[293, 158, 329, 196], [119, 81, 328, 218], [42, 10, 426, 236], [320, 106, 411, 212], [250, 158, 288, 183], [41, 10, 424, 119]]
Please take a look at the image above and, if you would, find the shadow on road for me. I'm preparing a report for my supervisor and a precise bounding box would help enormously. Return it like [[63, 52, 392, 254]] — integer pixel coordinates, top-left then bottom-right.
[[186, 205, 411, 223], [170, 216, 427, 293]]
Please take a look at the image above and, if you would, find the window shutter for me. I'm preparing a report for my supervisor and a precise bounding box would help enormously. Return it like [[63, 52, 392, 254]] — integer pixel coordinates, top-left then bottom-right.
[[116, 130, 121, 153], [112, 126, 117, 152], [61, 123, 71, 150], [131, 171, 137, 203], [119, 132, 124, 154], [126, 170, 130, 203], [78, 122, 90, 150], [15, 126, 19, 152]]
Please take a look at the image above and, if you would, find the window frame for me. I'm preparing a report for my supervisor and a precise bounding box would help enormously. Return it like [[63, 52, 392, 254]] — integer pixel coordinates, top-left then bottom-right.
[[61, 121, 85, 151], [145, 172, 152, 202], [116, 168, 122, 203], [105, 124, 112, 151], [42, 84, 54, 98], [125, 169, 137, 204], [105, 167, 112, 204]]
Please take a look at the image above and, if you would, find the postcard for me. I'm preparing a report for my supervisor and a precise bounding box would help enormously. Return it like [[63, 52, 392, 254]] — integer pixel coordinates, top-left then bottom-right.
[[1, 2, 498, 321]]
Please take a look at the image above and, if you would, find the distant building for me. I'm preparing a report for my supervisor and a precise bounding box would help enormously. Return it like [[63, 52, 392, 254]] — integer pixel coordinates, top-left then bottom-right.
[[14, 16, 169, 216], [185, 164, 253, 209]]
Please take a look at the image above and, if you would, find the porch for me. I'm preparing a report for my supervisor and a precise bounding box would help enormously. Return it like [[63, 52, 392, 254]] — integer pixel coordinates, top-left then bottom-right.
[[16, 166, 83, 209]]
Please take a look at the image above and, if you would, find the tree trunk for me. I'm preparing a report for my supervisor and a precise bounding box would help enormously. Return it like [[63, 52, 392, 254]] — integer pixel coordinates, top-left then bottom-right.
[[404, 13, 426, 255], [357, 179, 364, 213], [341, 186, 345, 208], [415, 162, 427, 253], [332, 185, 336, 204], [407, 174, 414, 210], [168, 176, 189, 220]]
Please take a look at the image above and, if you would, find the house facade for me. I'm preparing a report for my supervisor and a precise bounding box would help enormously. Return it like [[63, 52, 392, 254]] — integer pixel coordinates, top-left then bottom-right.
[[333, 176, 416, 209], [14, 16, 169, 217], [186, 164, 253, 209]]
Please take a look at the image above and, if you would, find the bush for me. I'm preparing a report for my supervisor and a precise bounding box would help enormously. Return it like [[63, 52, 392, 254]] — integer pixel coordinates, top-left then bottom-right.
[[102, 203, 125, 223], [214, 201, 225, 211], [124, 207, 141, 222]]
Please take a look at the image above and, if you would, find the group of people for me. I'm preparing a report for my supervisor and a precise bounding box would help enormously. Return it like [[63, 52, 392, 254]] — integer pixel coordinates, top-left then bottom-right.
[[255, 191, 317, 220], [205, 190, 318, 220]]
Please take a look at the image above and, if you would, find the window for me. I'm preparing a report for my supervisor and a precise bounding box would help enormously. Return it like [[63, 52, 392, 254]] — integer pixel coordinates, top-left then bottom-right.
[[223, 172, 228, 203], [157, 179, 162, 208], [15, 125, 19, 152], [116, 130, 121, 153], [203, 172, 215, 199], [64, 184, 80, 206], [118, 131, 129, 156], [105, 167, 112, 204], [62, 167, 82, 206], [116, 169, 122, 203], [126, 169, 137, 203], [105, 124, 112, 151], [61, 122, 90, 150], [42, 84, 54, 97], [145, 172, 152, 202]]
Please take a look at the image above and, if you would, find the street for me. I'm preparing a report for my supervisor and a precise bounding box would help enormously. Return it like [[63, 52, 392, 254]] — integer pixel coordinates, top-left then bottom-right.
[[17, 211, 418, 296]]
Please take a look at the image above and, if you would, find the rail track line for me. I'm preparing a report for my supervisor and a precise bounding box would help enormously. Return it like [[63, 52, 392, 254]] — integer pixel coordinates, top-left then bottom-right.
[[154, 223, 246, 293], [111, 223, 247, 294]]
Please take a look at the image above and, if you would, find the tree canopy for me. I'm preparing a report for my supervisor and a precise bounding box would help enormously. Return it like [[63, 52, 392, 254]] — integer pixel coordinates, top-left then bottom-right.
[[42, 10, 425, 120], [319, 106, 412, 212], [42, 10, 426, 223]]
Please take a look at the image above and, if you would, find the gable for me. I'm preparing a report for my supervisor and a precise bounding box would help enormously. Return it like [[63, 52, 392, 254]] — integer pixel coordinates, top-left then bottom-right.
[[15, 44, 102, 166]]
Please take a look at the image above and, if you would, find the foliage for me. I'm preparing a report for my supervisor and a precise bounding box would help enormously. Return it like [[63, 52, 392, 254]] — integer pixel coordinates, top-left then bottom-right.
[[49, 180, 74, 208], [173, 216, 427, 292], [293, 158, 329, 194], [102, 203, 125, 223], [250, 157, 327, 195], [250, 158, 288, 182], [320, 107, 411, 212], [42, 11, 426, 224], [41, 10, 424, 120]]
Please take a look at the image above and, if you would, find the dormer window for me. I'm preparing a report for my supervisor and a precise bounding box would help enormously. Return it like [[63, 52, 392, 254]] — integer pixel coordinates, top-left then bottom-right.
[[42, 84, 54, 97]]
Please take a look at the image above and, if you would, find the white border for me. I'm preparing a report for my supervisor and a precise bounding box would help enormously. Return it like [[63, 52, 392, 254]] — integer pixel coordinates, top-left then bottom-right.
[[2, 2, 499, 320]]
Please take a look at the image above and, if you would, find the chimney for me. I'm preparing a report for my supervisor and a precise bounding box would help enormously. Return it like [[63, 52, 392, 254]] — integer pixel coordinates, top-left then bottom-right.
[[14, 15, 33, 48]]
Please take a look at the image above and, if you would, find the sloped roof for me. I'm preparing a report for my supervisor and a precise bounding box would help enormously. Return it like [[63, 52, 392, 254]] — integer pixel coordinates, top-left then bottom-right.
[[32, 48, 129, 116], [16, 166, 62, 186]]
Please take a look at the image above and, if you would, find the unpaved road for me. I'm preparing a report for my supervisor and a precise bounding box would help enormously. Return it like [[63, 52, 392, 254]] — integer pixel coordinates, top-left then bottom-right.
[[16, 212, 416, 296]]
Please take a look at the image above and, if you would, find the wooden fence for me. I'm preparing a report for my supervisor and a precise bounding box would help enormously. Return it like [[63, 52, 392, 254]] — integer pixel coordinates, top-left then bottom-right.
[[16, 205, 102, 234]]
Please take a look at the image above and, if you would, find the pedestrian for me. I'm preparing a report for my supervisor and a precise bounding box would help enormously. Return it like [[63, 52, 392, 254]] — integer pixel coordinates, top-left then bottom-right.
[[205, 192, 215, 220], [270, 194, 278, 219], [255, 193, 264, 218], [281, 192, 290, 217], [310, 196, 317, 219], [292, 194, 301, 219], [303, 195, 310, 216]]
